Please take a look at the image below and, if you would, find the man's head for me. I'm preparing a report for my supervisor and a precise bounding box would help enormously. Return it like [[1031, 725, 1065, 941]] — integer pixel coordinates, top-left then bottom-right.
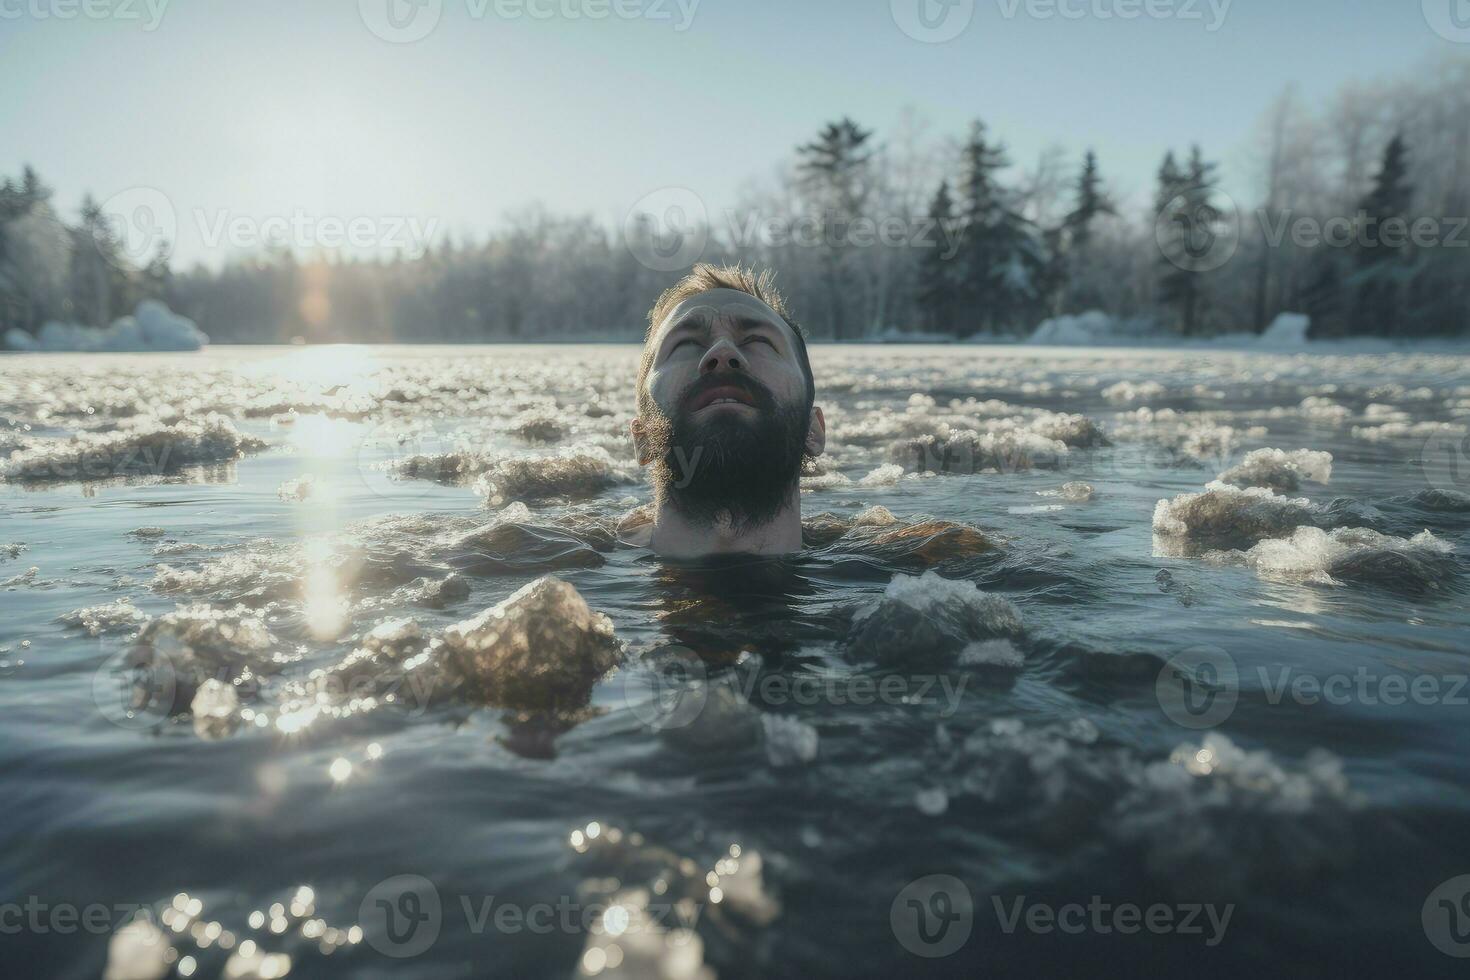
[[633, 264, 824, 532]]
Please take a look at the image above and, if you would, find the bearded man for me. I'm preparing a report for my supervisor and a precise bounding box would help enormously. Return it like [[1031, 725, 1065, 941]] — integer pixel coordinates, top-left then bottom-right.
[[630, 264, 826, 557]]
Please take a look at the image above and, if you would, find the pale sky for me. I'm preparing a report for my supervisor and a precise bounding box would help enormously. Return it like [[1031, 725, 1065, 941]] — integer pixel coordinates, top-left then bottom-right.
[[1, 0, 1459, 267]]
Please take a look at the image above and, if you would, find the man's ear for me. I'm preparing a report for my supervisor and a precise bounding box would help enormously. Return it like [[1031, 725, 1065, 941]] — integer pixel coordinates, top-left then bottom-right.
[[804, 405, 826, 458], [631, 417, 653, 466]]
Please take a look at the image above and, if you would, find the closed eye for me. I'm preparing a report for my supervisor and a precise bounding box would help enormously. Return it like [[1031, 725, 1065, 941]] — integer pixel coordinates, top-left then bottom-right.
[[741, 335, 777, 349], [669, 338, 700, 354]]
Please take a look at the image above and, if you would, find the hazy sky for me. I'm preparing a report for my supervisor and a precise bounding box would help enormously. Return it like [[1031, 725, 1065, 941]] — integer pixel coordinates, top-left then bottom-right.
[[1, 0, 1459, 267]]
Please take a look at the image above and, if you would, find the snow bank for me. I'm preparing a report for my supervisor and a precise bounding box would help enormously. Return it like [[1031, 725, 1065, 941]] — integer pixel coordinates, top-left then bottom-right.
[[5, 300, 208, 352], [1028, 311, 1118, 346], [1258, 312, 1310, 347]]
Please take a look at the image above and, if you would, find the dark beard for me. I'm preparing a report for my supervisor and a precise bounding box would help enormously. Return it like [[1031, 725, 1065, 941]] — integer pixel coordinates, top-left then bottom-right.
[[644, 372, 811, 534]]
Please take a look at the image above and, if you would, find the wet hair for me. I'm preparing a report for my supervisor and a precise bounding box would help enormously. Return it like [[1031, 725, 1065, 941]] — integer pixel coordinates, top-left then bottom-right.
[[637, 263, 815, 416]]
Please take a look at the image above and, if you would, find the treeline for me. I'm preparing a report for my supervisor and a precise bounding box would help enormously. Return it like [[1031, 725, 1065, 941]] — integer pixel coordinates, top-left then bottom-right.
[[2, 54, 1465, 344]]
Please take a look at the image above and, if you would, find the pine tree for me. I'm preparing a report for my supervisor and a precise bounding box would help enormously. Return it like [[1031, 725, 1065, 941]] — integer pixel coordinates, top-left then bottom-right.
[[1350, 133, 1413, 337], [915, 181, 959, 334], [1155, 145, 1221, 336], [1064, 150, 1113, 251], [796, 117, 874, 340], [953, 121, 1045, 334], [1056, 150, 1115, 313]]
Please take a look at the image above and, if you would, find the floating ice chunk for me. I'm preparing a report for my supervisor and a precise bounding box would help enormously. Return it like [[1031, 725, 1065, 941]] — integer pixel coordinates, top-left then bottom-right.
[[579, 894, 715, 980], [494, 501, 534, 524], [190, 678, 239, 738], [507, 410, 565, 442], [1353, 420, 1467, 442], [858, 463, 905, 487], [800, 469, 852, 491], [1038, 481, 1094, 502], [1152, 481, 1319, 547], [473, 447, 628, 505], [661, 681, 763, 754], [915, 786, 949, 816], [1115, 733, 1357, 895], [890, 427, 1068, 474], [0, 414, 264, 484], [361, 617, 425, 657], [104, 917, 171, 980], [762, 713, 818, 767], [1217, 448, 1332, 493], [390, 573, 470, 609], [440, 576, 621, 709], [854, 504, 898, 527], [57, 599, 149, 636], [130, 604, 289, 711], [710, 847, 780, 925], [1207, 526, 1455, 593], [958, 639, 1024, 668], [1102, 380, 1166, 403], [1299, 396, 1351, 421], [846, 571, 1023, 668], [1029, 412, 1110, 448]]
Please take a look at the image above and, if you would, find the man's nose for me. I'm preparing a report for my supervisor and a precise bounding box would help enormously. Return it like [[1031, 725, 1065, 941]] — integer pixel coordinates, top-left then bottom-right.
[[700, 339, 745, 375]]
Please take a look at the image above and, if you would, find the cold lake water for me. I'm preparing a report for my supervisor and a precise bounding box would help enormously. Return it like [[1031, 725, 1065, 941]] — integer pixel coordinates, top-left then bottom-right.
[[3, 343, 1470, 979]]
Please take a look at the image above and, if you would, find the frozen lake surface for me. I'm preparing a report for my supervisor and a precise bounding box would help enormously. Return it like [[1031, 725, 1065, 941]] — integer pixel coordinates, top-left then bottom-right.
[[3, 343, 1470, 978]]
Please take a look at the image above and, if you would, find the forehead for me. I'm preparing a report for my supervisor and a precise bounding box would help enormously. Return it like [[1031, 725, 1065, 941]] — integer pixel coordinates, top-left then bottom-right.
[[648, 288, 796, 351]]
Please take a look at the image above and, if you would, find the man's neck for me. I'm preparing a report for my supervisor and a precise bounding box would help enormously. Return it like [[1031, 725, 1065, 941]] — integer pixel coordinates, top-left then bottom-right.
[[648, 490, 803, 558]]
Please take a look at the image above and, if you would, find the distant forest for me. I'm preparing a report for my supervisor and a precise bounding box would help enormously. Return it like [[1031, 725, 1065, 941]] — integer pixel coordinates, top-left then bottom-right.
[[1, 54, 1466, 344]]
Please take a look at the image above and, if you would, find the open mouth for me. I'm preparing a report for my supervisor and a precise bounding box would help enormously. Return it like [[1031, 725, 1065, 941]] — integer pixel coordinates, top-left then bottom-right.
[[688, 384, 758, 412]]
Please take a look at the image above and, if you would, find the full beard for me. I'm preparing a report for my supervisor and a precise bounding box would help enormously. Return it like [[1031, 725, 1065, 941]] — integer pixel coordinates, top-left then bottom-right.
[[644, 377, 811, 534]]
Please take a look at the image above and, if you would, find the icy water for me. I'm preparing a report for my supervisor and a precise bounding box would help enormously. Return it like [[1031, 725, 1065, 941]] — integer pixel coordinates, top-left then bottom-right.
[[4, 343, 1470, 979]]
